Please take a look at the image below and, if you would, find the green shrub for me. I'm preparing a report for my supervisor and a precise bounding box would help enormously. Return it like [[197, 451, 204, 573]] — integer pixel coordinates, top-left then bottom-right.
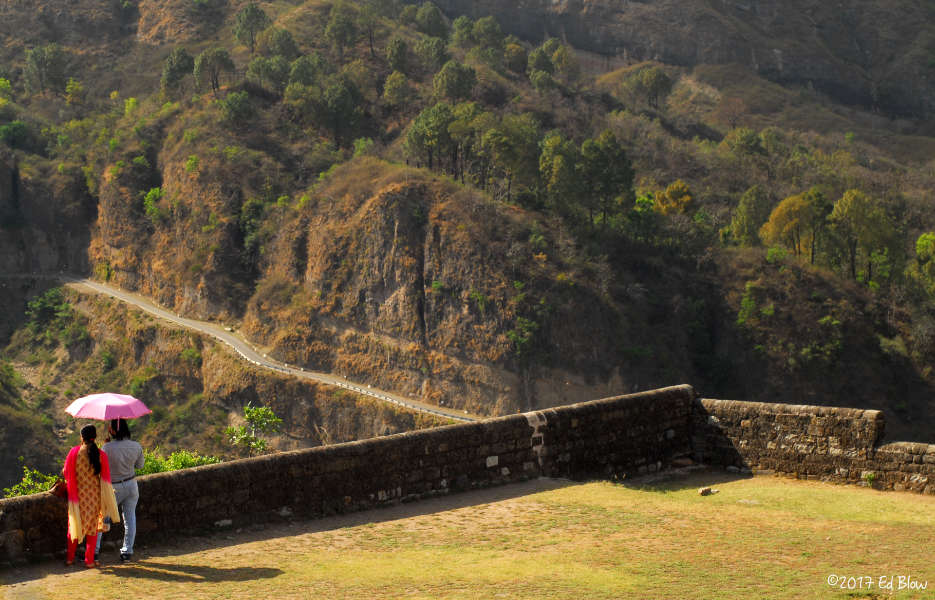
[[736, 281, 758, 326], [507, 316, 540, 359], [128, 366, 158, 396], [218, 90, 254, 125], [61, 321, 90, 347], [24, 288, 89, 348], [3, 461, 59, 498], [143, 187, 164, 225], [180, 347, 202, 367], [132, 154, 150, 170], [766, 246, 788, 264], [352, 137, 374, 157], [137, 448, 221, 475], [99, 349, 117, 371], [0, 120, 30, 149], [0, 361, 23, 405], [223, 145, 244, 162], [124, 96, 138, 117], [226, 402, 282, 455], [468, 289, 488, 314]]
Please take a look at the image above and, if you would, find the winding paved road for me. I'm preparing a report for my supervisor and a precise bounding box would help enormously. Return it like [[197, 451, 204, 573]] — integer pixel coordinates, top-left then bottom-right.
[[1, 274, 479, 423]]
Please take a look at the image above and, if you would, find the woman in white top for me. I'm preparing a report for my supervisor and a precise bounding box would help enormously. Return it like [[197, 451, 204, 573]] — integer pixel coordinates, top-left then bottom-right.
[[95, 417, 144, 562]]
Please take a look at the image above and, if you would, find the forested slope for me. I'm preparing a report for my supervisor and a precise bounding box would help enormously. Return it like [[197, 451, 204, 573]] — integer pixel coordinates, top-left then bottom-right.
[[2, 0, 935, 485]]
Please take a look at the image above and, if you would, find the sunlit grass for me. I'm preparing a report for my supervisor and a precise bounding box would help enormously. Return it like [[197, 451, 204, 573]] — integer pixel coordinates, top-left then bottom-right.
[[4, 475, 934, 599]]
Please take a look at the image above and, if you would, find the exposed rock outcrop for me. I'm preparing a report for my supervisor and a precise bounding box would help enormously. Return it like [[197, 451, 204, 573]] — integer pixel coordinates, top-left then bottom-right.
[[0, 157, 95, 274]]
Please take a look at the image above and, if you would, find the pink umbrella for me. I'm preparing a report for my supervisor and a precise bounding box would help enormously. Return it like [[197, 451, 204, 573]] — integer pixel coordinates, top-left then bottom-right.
[[65, 393, 152, 421]]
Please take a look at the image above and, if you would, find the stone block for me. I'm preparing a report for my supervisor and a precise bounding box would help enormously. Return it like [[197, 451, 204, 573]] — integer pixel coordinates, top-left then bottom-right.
[[0, 530, 24, 560], [492, 441, 514, 454], [195, 496, 217, 510]]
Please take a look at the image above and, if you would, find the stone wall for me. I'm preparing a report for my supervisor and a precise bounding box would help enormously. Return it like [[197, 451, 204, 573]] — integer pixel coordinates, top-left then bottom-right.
[[4, 387, 932, 566], [0, 385, 693, 566], [694, 398, 935, 493]]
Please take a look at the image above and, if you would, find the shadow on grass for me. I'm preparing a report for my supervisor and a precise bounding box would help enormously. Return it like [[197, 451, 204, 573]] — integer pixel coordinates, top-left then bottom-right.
[[0, 479, 577, 586], [100, 561, 283, 582], [615, 467, 754, 493], [247, 478, 578, 541]]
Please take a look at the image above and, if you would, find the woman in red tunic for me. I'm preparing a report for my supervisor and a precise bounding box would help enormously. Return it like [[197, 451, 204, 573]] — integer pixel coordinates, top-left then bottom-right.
[[62, 424, 120, 567]]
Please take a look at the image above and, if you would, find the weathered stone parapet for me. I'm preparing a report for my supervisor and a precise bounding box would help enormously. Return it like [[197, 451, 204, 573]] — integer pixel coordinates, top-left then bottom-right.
[[3, 385, 929, 567], [870, 443, 935, 494], [0, 384, 696, 566], [693, 398, 933, 493]]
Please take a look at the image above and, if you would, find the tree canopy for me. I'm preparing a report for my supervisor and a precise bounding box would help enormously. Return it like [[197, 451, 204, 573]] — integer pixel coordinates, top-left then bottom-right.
[[731, 185, 772, 247], [433, 60, 476, 101], [234, 2, 272, 54], [194, 47, 235, 95], [24, 44, 66, 95], [161, 47, 195, 97], [326, 1, 359, 58], [415, 2, 448, 39]]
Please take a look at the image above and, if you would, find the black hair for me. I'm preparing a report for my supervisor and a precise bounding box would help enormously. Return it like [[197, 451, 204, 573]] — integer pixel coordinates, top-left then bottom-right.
[[110, 418, 131, 440], [80, 424, 101, 475]]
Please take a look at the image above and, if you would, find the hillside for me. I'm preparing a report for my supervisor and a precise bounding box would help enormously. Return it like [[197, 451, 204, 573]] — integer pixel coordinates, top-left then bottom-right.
[[432, 0, 935, 119], [3, 0, 935, 482], [0, 284, 448, 488]]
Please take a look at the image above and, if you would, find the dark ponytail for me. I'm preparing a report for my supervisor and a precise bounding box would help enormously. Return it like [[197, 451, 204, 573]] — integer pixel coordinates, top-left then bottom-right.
[[80, 424, 101, 475]]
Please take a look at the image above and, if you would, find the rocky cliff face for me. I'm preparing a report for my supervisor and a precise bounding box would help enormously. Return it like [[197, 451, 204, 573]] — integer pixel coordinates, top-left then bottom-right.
[[88, 153, 252, 321], [0, 156, 95, 274], [431, 0, 935, 117], [239, 160, 640, 416]]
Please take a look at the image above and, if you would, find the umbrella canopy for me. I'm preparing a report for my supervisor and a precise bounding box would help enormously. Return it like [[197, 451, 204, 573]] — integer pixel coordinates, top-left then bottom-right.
[[65, 393, 152, 421]]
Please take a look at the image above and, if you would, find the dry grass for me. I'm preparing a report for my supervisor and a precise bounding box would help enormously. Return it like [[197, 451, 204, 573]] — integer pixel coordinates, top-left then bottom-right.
[[4, 472, 934, 599]]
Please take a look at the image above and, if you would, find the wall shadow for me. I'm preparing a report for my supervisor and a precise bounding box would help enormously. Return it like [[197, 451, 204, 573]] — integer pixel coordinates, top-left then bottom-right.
[[101, 562, 283, 583], [184, 478, 576, 549], [1, 478, 575, 586], [690, 400, 746, 469], [615, 468, 754, 493]]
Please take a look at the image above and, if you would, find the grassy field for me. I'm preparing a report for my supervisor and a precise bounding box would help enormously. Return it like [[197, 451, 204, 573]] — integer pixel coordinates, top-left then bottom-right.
[[3, 472, 934, 599]]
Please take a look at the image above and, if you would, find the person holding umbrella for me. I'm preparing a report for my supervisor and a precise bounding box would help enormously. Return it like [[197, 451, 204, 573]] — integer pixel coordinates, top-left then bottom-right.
[[64, 392, 151, 564], [62, 424, 121, 568], [94, 418, 144, 562]]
